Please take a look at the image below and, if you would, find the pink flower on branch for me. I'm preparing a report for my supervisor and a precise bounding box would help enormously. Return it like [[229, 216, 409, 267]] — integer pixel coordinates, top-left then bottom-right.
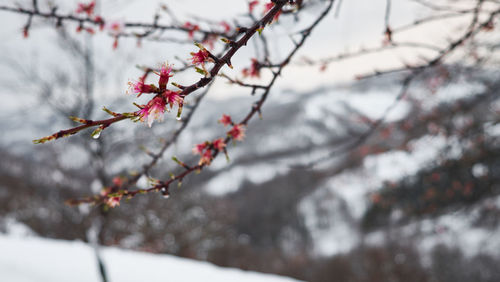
[[76, 1, 95, 16], [228, 124, 246, 141], [242, 58, 260, 78], [137, 96, 167, 127], [199, 149, 213, 166], [183, 21, 200, 39], [163, 90, 182, 109], [157, 63, 173, 90], [107, 20, 124, 36], [128, 80, 157, 96], [212, 138, 226, 151], [220, 21, 231, 33], [218, 114, 233, 126], [190, 49, 210, 66], [192, 142, 207, 155]]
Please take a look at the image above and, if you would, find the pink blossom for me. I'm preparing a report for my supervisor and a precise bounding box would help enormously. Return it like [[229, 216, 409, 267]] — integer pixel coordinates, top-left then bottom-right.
[[242, 58, 260, 78], [94, 16, 105, 31], [190, 49, 210, 66], [228, 124, 246, 141], [158, 63, 173, 89], [220, 21, 231, 33], [128, 80, 156, 96], [76, 1, 95, 16], [192, 143, 207, 155], [199, 149, 213, 165], [183, 22, 200, 39], [212, 138, 226, 151], [218, 114, 233, 126], [107, 20, 124, 36], [138, 97, 167, 127], [106, 196, 121, 208], [163, 90, 182, 108]]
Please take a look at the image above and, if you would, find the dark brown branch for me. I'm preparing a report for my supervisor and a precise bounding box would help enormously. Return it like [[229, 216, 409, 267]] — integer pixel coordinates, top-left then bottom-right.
[[69, 0, 336, 206]]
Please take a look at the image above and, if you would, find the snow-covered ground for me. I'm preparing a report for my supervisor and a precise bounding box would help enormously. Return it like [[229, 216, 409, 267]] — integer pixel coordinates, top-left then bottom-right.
[[0, 234, 301, 282]]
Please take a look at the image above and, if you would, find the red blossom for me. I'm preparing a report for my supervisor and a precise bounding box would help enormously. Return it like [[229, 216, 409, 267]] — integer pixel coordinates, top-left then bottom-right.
[[163, 90, 182, 108], [128, 80, 156, 96], [190, 49, 210, 66], [218, 114, 233, 126], [213, 138, 226, 151], [107, 20, 124, 36], [220, 21, 231, 33], [137, 96, 167, 127], [228, 124, 246, 141], [242, 58, 260, 78], [158, 63, 173, 89], [192, 143, 207, 155], [183, 22, 200, 39], [76, 1, 95, 16], [112, 37, 119, 50], [94, 16, 105, 31], [199, 149, 213, 165]]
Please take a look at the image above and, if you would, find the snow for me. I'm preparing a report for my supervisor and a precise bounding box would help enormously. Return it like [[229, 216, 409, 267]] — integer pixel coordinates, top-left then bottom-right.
[[0, 234, 301, 282], [299, 134, 451, 256], [205, 164, 289, 196]]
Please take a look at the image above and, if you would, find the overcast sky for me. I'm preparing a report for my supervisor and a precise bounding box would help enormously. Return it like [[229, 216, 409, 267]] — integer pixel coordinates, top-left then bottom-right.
[[0, 0, 478, 101]]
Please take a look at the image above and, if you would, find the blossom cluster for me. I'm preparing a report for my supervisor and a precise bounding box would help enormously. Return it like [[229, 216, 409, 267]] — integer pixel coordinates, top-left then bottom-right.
[[73, 1, 124, 48], [192, 114, 246, 166], [129, 63, 183, 127]]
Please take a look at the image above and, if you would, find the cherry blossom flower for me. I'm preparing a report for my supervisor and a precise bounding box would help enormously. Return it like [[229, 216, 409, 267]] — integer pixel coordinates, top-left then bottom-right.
[[163, 90, 182, 108], [242, 58, 260, 78], [137, 97, 167, 127], [228, 124, 246, 141], [107, 20, 124, 36], [127, 80, 156, 96], [220, 21, 231, 33], [76, 1, 95, 16], [212, 138, 226, 151], [199, 149, 213, 165], [94, 16, 105, 31], [158, 63, 173, 89], [218, 114, 233, 126], [190, 49, 210, 66], [183, 22, 200, 39], [192, 142, 207, 155]]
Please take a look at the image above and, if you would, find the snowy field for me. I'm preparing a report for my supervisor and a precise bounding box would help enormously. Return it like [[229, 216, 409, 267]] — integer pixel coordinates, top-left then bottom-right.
[[0, 235, 301, 282]]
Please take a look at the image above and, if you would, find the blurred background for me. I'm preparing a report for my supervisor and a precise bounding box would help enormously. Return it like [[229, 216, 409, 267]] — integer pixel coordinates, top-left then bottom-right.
[[1, 0, 500, 281]]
